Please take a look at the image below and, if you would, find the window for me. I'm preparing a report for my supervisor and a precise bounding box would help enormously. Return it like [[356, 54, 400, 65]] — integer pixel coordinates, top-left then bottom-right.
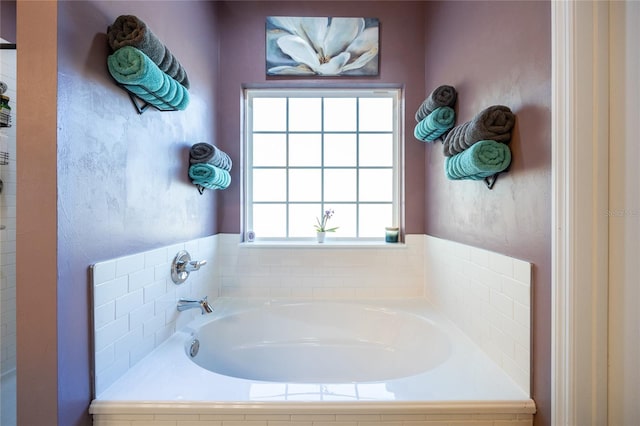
[[243, 88, 402, 241]]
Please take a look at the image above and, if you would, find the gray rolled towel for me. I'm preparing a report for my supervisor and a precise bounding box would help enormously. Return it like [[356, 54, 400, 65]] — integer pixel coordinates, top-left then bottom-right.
[[190, 143, 232, 171], [107, 15, 190, 89], [415, 85, 457, 122], [442, 105, 515, 157]]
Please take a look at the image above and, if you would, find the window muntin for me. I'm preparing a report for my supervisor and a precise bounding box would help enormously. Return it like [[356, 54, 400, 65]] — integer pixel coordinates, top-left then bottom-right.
[[244, 88, 402, 241]]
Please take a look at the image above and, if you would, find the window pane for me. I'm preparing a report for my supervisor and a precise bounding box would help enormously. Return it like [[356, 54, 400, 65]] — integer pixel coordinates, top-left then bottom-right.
[[327, 204, 356, 237], [359, 169, 393, 202], [253, 98, 286, 131], [246, 89, 400, 241], [324, 134, 357, 167], [359, 134, 393, 167], [324, 169, 356, 202], [253, 204, 287, 237], [359, 204, 392, 238], [359, 98, 393, 131], [290, 134, 321, 166], [253, 169, 286, 201], [324, 98, 357, 131], [289, 98, 321, 131], [289, 169, 321, 202], [289, 204, 321, 237], [253, 134, 286, 166]]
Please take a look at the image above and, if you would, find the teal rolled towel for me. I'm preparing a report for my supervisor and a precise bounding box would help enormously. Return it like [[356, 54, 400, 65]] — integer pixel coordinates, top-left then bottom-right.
[[445, 139, 511, 180], [189, 163, 231, 190], [107, 46, 189, 111], [414, 106, 455, 142]]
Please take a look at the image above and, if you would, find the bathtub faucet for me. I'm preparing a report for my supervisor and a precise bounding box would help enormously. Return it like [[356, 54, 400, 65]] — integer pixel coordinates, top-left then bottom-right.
[[171, 250, 207, 284], [177, 296, 214, 314]]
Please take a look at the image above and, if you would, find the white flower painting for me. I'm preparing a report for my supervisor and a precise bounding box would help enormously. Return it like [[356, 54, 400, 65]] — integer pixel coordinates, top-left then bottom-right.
[[266, 16, 380, 76]]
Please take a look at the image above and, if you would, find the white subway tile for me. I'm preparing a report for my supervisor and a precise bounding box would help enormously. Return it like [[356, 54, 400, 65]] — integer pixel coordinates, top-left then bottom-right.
[[94, 276, 128, 306], [94, 301, 115, 329], [115, 290, 144, 318], [92, 261, 117, 285], [114, 327, 143, 360], [490, 289, 514, 318], [513, 302, 530, 329], [95, 316, 129, 352], [128, 267, 155, 292], [115, 253, 145, 277], [95, 355, 129, 396], [513, 260, 532, 285], [129, 335, 155, 366], [129, 303, 155, 330], [94, 345, 115, 372], [144, 248, 168, 268], [144, 280, 167, 303], [488, 252, 514, 277], [469, 246, 490, 268], [501, 276, 530, 306], [143, 314, 165, 338]]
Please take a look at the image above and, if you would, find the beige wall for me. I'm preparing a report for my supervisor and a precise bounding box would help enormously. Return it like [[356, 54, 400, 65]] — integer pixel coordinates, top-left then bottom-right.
[[16, 1, 58, 424]]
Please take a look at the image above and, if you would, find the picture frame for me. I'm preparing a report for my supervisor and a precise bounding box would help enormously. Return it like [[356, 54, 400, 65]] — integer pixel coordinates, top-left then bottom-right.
[[266, 16, 380, 77]]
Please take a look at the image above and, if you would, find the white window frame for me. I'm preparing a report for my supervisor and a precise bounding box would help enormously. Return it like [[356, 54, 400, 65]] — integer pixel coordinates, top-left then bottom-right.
[[242, 87, 404, 243]]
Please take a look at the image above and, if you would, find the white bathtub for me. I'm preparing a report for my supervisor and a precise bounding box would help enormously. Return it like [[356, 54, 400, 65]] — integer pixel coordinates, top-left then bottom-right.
[[90, 298, 535, 425], [190, 301, 451, 383]]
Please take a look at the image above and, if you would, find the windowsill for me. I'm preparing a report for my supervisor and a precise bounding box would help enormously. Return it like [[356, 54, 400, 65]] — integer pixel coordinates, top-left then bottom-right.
[[238, 240, 407, 249]]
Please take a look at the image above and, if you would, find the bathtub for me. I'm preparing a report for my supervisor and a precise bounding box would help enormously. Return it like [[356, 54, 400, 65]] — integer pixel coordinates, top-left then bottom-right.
[[90, 298, 535, 425]]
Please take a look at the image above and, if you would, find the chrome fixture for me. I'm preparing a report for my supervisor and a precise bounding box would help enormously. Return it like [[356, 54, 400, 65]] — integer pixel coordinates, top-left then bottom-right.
[[171, 250, 207, 284], [177, 296, 214, 315], [188, 338, 200, 357]]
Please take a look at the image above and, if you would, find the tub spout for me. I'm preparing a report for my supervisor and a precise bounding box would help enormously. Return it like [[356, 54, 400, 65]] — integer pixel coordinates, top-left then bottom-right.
[[177, 296, 214, 314]]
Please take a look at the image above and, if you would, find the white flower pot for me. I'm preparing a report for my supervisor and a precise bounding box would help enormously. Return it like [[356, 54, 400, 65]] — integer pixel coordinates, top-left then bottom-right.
[[316, 232, 326, 243]]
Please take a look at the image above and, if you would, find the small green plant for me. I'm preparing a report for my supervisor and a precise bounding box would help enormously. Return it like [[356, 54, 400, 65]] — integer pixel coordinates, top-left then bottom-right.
[[314, 209, 339, 232]]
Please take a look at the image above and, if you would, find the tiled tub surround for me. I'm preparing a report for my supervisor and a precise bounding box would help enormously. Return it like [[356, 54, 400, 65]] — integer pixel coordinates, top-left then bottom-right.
[[91, 235, 218, 395], [217, 233, 426, 299], [424, 236, 532, 392], [91, 234, 534, 425]]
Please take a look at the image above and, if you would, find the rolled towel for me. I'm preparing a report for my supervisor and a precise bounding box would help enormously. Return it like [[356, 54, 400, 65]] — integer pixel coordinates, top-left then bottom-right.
[[107, 15, 190, 89], [189, 163, 231, 190], [107, 46, 190, 110], [414, 106, 455, 142], [189, 142, 232, 171], [442, 105, 515, 157], [445, 139, 511, 180], [415, 85, 457, 122]]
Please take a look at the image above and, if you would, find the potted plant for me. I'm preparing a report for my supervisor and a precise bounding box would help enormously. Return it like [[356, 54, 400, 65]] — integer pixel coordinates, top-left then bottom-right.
[[314, 209, 338, 243]]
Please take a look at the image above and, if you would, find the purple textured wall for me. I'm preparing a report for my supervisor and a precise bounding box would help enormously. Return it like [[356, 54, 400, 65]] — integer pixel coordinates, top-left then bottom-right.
[[216, 1, 427, 234], [422, 2, 551, 425], [19, 2, 219, 425], [0, 0, 16, 42]]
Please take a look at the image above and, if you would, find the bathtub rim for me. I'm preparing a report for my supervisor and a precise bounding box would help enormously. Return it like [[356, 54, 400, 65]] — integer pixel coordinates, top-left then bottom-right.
[[89, 399, 536, 416]]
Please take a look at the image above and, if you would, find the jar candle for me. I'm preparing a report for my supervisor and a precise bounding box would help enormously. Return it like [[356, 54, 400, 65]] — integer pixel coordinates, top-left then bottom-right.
[[385, 227, 399, 243]]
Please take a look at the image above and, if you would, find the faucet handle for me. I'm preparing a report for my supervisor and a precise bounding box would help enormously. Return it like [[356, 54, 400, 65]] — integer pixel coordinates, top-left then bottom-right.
[[171, 250, 207, 284]]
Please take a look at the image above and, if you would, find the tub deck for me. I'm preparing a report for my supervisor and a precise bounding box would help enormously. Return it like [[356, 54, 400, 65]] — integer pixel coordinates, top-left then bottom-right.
[[91, 298, 535, 425]]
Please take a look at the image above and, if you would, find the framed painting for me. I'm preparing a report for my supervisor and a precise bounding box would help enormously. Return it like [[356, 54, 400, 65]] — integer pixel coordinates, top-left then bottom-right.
[[266, 16, 380, 77]]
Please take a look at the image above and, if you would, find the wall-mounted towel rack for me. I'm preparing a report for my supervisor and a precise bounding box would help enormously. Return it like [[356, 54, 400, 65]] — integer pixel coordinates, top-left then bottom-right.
[[118, 84, 178, 114], [484, 174, 499, 189]]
